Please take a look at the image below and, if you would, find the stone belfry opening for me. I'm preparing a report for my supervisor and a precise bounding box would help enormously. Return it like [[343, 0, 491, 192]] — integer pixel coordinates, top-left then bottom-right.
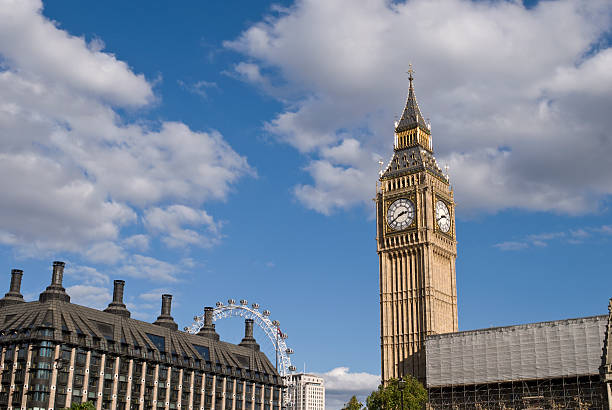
[[376, 68, 458, 383]]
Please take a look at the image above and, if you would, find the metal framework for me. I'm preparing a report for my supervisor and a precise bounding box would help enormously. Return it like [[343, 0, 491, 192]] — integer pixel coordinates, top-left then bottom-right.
[[428, 374, 607, 409], [186, 299, 296, 378]]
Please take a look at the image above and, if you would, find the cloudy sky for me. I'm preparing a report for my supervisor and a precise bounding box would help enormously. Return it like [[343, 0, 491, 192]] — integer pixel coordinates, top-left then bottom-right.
[[1, 0, 611, 408]]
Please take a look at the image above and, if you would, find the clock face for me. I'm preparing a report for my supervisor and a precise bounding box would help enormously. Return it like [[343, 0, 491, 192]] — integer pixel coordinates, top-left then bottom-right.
[[387, 198, 415, 231], [435, 200, 451, 233]]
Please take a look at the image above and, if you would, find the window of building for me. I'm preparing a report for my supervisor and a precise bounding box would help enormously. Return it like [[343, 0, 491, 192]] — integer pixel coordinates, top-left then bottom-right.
[[146, 333, 166, 352], [159, 365, 168, 381], [193, 344, 210, 361], [92, 320, 114, 340]]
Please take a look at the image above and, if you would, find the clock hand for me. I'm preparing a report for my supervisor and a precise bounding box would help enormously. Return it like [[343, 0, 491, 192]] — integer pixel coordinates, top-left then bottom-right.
[[390, 210, 408, 224]]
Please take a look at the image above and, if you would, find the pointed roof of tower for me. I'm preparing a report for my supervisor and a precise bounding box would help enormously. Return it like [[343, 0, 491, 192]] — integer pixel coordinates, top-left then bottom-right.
[[380, 67, 446, 181], [380, 145, 445, 180], [395, 68, 430, 134]]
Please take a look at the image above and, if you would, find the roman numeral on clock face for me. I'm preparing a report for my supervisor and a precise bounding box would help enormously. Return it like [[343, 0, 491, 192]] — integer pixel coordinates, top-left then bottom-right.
[[387, 198, 415, 230]]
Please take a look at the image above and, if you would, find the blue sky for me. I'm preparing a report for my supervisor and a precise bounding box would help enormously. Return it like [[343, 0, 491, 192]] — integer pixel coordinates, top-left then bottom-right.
[[0, 0, 611, 408]]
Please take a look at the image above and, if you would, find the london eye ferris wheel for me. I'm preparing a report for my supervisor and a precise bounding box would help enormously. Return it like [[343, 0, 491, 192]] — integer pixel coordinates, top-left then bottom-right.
[[185, 299, 297, 378]]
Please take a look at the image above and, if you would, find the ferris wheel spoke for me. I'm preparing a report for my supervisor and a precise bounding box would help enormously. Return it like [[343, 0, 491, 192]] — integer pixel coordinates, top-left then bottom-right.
[[187, 301, 295, 378]]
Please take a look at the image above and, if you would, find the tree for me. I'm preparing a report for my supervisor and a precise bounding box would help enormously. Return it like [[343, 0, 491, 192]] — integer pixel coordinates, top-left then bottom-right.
[[342, 395, 363, 410], [365, 377, 427, 410], [62, 402, 95, 410]]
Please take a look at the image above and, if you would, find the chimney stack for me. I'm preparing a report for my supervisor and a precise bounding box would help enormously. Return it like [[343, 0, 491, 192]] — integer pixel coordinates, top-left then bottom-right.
[[104, 280, 130, 318], [239, 318, 259, 350], [0, 269, 25, 307], [153, 294, 178, 330], [113, 280, 125, 303], [39, 261, 70, 303], [161, 294, 172, 316], [9, 269, 23, 294], [205, 306, 213, 326], [51, 261, 64, 286], [245, 318, 254, 338], [197, 307, 220, 340]]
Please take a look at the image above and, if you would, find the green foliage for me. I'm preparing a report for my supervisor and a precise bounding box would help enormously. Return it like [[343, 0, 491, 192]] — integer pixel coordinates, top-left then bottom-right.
[[365, 377, 427, 410], [63, 402, 96, 410], [342, 395, 364, 410]]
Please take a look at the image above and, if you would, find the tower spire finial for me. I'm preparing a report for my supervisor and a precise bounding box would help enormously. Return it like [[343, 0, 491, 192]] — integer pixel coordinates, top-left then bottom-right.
[[395, 64, 429, 137]]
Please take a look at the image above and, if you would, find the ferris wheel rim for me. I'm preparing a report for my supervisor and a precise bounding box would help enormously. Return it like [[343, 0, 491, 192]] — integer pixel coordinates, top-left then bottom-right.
[[186, 302, 294, 378]]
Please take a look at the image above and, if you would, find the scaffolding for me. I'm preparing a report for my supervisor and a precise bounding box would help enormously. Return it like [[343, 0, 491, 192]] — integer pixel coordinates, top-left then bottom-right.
[[424, 315, 611, 408], [428, 374, 607, 409]]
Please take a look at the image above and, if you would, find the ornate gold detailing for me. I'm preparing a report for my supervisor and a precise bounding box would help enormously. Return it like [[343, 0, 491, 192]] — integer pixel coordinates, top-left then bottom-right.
[[384, 194, 417, 234], [394, 128, 432, 151]]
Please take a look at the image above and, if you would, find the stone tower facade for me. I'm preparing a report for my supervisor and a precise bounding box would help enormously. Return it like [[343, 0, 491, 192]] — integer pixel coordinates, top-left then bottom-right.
[[376, 72, 458, 383]]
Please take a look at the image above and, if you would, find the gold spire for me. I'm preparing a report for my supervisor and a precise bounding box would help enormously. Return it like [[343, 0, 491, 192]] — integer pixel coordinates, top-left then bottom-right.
[[407, 63, 414, 83]]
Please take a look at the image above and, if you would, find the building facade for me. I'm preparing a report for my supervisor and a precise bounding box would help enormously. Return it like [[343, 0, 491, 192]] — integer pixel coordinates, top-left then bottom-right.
[[375, 72, 612, 409], [0, 262, 283, 410], [376, 71, 458, 383], [426, 314, 611, 409], [286, 374, 324, 410]]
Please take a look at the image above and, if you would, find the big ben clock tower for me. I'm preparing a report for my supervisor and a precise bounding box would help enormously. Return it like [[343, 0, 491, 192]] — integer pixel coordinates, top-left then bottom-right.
[[376, 69, 458, 383]]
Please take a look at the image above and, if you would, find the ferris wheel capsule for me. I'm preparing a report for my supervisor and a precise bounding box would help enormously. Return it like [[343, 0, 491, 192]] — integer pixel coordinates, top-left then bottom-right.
[[190, 302, 294, 377], [183, 327, 189, 331], [286, 348, 294, 354]]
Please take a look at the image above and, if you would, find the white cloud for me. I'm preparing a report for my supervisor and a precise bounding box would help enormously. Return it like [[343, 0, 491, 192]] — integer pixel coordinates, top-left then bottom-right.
[[127, 305, 156, 321], [66, 265, 110, 286], [494, 225, 608, 250], [315, 367, 380, 410], [118, 255, 181, 282], [135, 287, 175, 319], [567, 228, 589, 244], [0, 0, 252, 264], [232, 62, 275, 92], [0, 152, 135, 255], [528, 232, 566, 246], [178, 79, 217, 98], [294, 160, 374, 215], [180, 257, 196, 268], [493, 241, 529, 251], [321, 139, 369, 167], [58, 121, 253, 207], [139, 288, 172, 302], [84, 241, 126, 264], [227, 0, 612, 215], [596, 225, 612, 235], [122, 234, 150, 252], [66, 285, 112, 310], [65, 281, 173, 318], [144, 205, 220, 248], [0, 0, 153, 106], [545, 48, 612, 96]]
